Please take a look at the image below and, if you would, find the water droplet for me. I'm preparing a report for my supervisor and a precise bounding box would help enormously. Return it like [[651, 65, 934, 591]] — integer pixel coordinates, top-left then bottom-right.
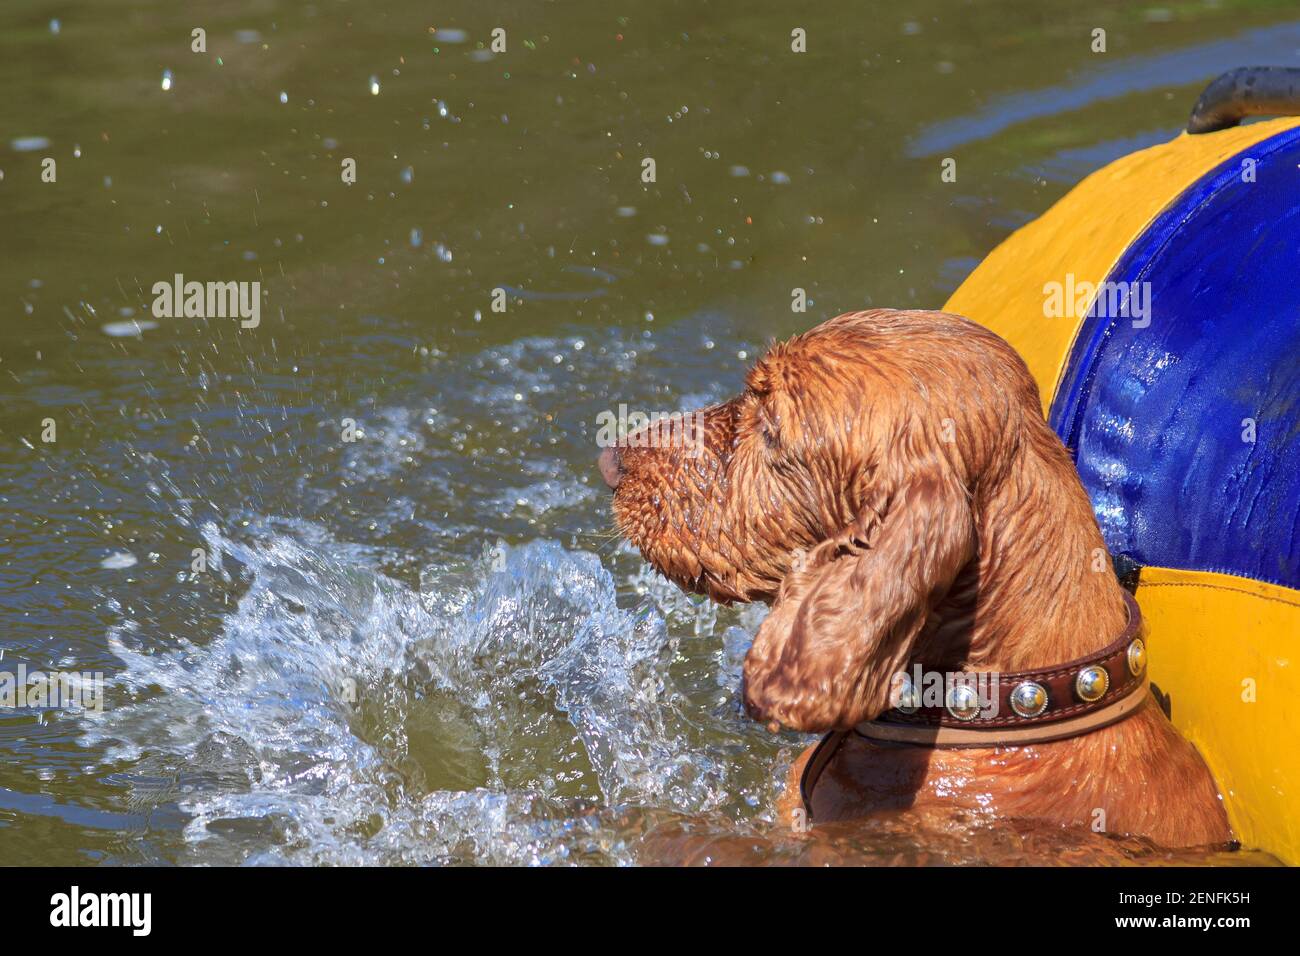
[[102, 320, 158, 338], [10, 136, 51, 152]]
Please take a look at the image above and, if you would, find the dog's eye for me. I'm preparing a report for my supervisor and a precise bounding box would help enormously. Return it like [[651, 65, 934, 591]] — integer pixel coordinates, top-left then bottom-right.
[[759, 410, 781, 450], [744, 389, 781, 451]]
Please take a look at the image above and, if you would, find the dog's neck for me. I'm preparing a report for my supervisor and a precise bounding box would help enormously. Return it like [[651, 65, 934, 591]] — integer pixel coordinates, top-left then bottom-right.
[[920, 426, 1130, 674]]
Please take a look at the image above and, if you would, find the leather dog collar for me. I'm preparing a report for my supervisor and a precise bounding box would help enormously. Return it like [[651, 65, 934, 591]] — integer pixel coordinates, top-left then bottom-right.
[[856, 590, 1148, 748]]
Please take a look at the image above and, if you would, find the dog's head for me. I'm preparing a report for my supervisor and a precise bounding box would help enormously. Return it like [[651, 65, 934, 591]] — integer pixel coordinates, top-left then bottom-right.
[[604, 309, 1051, 732]]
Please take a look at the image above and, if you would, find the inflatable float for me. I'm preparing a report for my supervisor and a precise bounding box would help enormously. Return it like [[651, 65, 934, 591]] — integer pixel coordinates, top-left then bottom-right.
[[946, 68, 1300, 864]]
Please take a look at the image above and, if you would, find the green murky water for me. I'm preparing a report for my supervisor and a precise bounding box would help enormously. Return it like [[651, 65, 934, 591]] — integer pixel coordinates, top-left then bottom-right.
[[1, 0, 1292, 864]]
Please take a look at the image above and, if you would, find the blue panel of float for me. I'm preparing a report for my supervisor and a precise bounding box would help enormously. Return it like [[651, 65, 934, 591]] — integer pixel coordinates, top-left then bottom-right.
[[1050, 124, 1300, 590]]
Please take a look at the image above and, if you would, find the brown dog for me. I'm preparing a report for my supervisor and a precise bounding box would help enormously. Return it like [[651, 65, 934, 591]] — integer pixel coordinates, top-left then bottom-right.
[[601, 309, 1231, 848]]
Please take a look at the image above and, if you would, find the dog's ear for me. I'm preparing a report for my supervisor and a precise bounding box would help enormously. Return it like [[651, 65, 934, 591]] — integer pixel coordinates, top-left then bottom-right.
[[742, 457, 975, 732]]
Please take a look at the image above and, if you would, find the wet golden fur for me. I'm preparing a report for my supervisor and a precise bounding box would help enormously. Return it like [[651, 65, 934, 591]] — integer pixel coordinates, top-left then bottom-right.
[[609, 309, 1231, 848]]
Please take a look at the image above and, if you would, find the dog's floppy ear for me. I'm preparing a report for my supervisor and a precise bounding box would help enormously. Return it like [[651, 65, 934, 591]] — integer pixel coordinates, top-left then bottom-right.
[[742, 456, 975, 732]]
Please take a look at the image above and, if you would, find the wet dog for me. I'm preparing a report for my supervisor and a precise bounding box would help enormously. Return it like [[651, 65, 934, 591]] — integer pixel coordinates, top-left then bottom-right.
[[601, 309, 1230, 848]]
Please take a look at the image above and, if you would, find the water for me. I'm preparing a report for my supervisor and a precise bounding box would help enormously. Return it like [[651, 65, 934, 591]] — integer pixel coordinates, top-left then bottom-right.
[[1, 0, 1293, 865]]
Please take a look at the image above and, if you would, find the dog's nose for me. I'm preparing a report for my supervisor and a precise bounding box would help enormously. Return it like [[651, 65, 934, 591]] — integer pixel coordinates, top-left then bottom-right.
[[598, 446, 622, 489]]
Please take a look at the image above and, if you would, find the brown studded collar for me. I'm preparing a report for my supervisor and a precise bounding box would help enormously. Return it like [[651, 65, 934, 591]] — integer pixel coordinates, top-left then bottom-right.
[[860, 588, 1148, 747], [799, 591, 1149, 819]]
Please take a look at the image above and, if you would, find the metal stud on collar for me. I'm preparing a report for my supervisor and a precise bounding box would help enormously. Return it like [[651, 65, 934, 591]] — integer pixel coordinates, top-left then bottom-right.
[[1127, 637, 1147, 677], [1009, 681, 1049, 718], [893, 673, 920, 714], [945, 682, 982, 721], [1075, 665, 1110, 702]]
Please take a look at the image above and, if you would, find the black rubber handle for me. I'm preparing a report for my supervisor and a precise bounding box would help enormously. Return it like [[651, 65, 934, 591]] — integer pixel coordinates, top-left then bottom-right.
[[1188, 66, 1300, 134]]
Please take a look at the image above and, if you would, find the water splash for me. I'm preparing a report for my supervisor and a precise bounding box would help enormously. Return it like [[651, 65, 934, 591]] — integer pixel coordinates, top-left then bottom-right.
[[82, 521, 774, 864]]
